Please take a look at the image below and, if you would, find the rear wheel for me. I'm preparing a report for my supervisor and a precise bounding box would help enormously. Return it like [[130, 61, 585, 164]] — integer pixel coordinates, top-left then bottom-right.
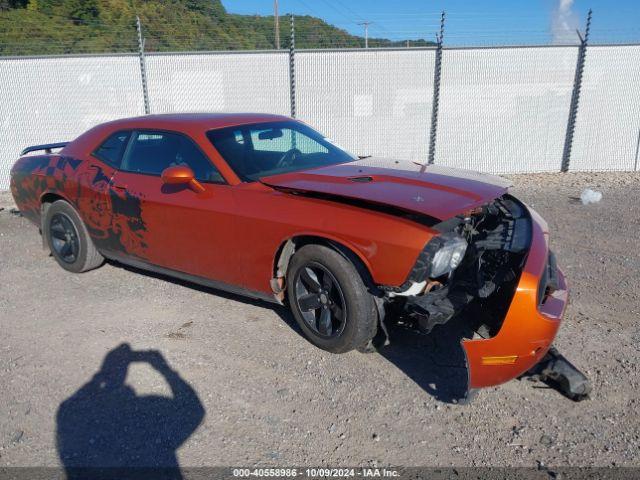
[[286, 244, 377, 353], [44, 200, 104, 273]]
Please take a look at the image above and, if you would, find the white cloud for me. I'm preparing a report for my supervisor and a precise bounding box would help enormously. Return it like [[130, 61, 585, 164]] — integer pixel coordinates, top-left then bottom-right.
[[552, 0, 579, 44]]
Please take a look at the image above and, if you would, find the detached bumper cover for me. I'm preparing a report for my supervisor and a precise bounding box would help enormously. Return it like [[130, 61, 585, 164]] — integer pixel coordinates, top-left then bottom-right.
[[462, 207, 567, 389]]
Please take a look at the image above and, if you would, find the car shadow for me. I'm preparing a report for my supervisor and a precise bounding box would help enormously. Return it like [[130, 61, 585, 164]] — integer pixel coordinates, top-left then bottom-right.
[[376, 314, 475, 404], [109, 260, 296, 324], [108, 261, 474, 404], [56, 343, 205, 480]]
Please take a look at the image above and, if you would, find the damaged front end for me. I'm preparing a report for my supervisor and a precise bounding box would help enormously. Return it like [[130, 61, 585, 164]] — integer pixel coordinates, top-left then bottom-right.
[[383, 196, 531, 336], [382, 195, 568, 390]]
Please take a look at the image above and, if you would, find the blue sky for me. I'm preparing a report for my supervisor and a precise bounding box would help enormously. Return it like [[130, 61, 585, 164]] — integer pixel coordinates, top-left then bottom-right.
[[222, 0, 640, 46]]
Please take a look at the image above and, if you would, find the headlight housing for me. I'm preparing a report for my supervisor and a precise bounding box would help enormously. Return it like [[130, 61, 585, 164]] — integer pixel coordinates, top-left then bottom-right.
[[426, 232, 468, 278]]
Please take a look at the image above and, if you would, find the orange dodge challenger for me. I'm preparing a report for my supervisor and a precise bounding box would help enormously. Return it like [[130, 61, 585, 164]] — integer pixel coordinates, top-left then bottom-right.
[[10, 113, 568, 393]]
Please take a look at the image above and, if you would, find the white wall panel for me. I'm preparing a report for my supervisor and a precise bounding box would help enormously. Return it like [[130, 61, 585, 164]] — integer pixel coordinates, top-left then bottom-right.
[[571, 45, 640, 171], [435, 47, 578, 173], [296, 49, 435, 162], [0, 55, 145, 189], [145, 52, 290, 115]]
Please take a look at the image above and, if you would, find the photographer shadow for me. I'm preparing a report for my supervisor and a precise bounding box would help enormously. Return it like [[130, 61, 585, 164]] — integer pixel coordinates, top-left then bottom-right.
[[56, 343, 205, 480]]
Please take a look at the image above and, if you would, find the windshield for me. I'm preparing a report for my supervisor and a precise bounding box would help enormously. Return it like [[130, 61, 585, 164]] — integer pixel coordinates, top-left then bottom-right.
[[206, 121, 357, 182]]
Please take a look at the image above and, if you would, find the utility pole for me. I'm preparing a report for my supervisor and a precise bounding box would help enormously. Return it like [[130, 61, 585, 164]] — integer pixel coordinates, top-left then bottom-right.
[[274, 0, 280, 50], [358, 21, 371, 48]]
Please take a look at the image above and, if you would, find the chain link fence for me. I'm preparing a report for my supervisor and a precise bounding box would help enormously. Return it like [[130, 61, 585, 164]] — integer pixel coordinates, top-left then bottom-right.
[[0, 54, 145, 189], [435, 46, 579, 173], [296, 49, 435, 161], [145, 51, 291, 115], [571, 45, 640, 171], [1, 42, 639, 189]]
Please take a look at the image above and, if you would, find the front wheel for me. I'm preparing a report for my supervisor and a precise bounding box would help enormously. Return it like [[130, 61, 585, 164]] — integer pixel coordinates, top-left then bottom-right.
[[286, 244, 378, 353]]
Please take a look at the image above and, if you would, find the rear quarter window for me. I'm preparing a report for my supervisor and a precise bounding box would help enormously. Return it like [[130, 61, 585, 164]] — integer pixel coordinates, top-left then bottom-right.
[[93, 131, 131, 168]]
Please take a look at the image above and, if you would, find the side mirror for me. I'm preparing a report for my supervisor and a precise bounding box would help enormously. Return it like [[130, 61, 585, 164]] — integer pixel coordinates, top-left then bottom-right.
[[161, 165, 205, 193]]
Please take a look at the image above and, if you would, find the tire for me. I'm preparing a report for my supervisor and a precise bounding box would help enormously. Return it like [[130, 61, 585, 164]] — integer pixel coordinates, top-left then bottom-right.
[[286, 244, 377, 353], [44, 200, 104, 273]]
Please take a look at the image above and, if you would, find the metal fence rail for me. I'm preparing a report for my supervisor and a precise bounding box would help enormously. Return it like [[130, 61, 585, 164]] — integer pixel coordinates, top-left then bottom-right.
[[1, 43, 639, 190]]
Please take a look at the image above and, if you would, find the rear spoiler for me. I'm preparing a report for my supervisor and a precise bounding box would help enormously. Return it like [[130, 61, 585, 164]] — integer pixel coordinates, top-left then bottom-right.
[[20, 142, 69, 156]]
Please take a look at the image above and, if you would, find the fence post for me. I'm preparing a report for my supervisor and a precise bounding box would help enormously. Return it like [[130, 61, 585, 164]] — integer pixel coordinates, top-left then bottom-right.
[[427, 11, 445, 165], [561, 9, 592, 172], [136, 16, 151, 115], [634, 128, 640, 171], [289, 14, 296, 119]]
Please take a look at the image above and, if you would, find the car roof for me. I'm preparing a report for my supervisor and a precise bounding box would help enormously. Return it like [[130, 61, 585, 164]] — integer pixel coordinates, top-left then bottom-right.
[[100, 113, 293, 131], [63, 112, 298, 163]]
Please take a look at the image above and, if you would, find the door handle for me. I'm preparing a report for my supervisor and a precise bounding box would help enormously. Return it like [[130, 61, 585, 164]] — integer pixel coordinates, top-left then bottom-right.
[[110, 181, 127, 190]]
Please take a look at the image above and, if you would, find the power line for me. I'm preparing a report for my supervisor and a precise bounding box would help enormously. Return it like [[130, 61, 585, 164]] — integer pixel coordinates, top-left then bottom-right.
[[313, 0, 400, 39], [291, 0, 327, 20], [324, 0, 366, 23], [315, 0, 362, 23]]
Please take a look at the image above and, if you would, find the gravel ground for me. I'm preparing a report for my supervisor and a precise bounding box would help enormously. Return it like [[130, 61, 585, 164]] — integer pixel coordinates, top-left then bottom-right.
[[0, 171, 639, 469]]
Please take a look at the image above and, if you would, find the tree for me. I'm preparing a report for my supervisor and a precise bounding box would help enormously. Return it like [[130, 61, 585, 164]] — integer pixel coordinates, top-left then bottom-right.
[[63, 0, 99, 22], [185, 0, 225, 16], [1, 0, 29, 10], [0, 0, 434, 55]]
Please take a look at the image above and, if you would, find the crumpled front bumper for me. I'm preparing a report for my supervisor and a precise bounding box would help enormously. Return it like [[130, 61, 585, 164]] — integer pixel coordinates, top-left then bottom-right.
[[462, 206, 567, 389]]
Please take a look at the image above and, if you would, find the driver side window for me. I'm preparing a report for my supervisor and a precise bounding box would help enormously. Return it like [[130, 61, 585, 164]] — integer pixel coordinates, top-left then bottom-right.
[[121, 130, 225, 183]]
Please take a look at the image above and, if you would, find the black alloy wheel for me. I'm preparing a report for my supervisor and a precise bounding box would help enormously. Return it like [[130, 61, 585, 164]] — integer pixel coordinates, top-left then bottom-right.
[[294, 262, 347, 338], [44, 200, 104, 273], [49, 212, 80, 264], [286, 244, 378, 353]]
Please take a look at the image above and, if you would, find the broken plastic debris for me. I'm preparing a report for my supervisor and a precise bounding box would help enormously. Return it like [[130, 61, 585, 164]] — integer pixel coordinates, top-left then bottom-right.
[[580, 188, 602, 205]]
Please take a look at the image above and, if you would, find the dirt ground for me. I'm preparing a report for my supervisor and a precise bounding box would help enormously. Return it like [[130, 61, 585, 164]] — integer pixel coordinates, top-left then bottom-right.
[[1, 171, 639, 469]]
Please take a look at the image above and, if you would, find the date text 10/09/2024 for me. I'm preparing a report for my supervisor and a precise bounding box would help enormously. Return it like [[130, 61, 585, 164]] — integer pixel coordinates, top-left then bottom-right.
[[232, 468, 400, 478]]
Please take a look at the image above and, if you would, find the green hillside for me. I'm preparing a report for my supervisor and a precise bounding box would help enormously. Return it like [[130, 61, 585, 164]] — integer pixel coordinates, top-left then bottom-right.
[[0, 0, 434, 56]]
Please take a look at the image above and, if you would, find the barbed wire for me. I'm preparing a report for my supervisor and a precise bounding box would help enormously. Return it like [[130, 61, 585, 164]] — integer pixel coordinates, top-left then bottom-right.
[[0, 8, 639, 57]]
